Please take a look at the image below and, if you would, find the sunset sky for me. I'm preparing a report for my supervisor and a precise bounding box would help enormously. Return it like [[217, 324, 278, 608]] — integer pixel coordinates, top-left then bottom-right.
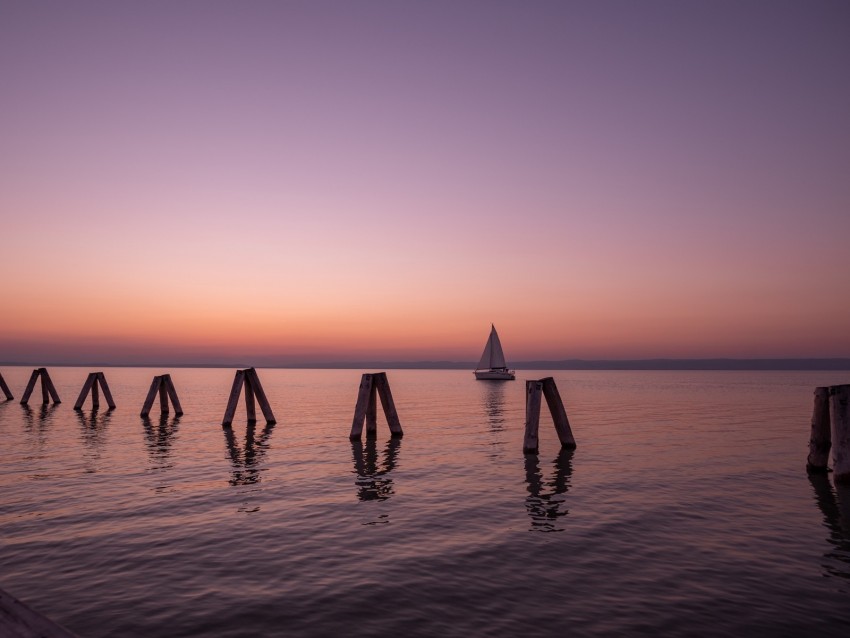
[[1, 1, 848, 365]]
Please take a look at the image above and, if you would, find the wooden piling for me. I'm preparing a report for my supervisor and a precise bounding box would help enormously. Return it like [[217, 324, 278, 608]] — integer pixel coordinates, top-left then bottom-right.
[[20, 368, 61, 405], [141, 374, 184, 418], [0, 372, 13, 400], [541, 376, 577, 449], [244, 376, 257, 422], [245, 368, 275, 424], [806, 386, 831, 473], [350, 374, 374, 440], [374, 372, 403, 437], [366, 379, 378, 437], [42, 369, 60, 403], [222, 370, 245, 426], [830, 384, 850, 484], [349, 372, 403, 440], [73, 372, 115, 411], [163, 375, 183, 415], [20, 370, 38, 404], [158, 380, 169, 413], [222, 368, 275, 427], [74, 374, 97, 410], [97, 373, 115, 408], [523, 380, 543, 453], [142, 377, 161, 417], [524, 377, 576, 453]]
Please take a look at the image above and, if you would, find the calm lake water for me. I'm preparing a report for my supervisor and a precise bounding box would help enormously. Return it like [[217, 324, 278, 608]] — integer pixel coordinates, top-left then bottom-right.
[[1, 367, 849, 637]]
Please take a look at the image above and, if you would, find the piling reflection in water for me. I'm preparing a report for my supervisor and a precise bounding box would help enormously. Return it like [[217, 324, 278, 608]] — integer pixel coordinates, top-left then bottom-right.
[[142, 414, 181, 470], [21, 402, 58, 429], [20, 403, 57, 456], [809, 474, 850, 579], [223, 421, 276, 486], [524, 449, 574, 532], [352, 437, 401, 502], [75, 408, 113, 473]]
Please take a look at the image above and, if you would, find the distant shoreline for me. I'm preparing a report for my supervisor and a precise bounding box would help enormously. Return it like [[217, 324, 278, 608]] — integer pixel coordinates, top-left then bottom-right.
[[1, 358, 849, 371]]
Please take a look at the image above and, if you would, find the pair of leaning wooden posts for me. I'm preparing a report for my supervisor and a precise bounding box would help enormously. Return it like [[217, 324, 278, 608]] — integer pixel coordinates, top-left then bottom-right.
[[807, 384, 850, 483], [218, 370, 403, 437], [523, 377, 577, 453]]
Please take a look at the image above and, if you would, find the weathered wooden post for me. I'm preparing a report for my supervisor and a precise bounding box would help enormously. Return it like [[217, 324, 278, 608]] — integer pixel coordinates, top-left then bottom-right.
[[523, 377, 576, 453], [350, 374, 374, 439], [223, 369, 246, 426], [0, 371, 13, 400], [19, 368, 61, 405], [830, 384, 850, 484], [73, 372, 116, 410], [141, 374, 184, 417], [541, 377, 577, 449], [523, 380, 543, 453], [349, 372, 403, 440], [246, 368, 275, 423], [806, 386, 831, 473], [366, 378, 378, 437], [222, 368, 276, 427]]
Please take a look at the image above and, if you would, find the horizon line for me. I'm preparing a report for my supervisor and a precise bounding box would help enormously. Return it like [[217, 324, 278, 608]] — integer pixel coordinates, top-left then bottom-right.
[[2, 357, 850, 371]]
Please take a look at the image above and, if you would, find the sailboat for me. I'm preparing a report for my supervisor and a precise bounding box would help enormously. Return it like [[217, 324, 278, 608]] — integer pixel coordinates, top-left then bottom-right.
[[474, 324, 516, 380]]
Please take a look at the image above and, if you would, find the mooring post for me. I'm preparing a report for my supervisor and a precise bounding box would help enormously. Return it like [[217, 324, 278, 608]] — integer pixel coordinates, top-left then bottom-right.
[[541, 377, 577, 449], [74, 372, 116, 411], [523, 380, 543, 453], [222, 370, 246, 427], [97, 373, 116, 409], [74, 373, 97, 410], [20, 368, 61, 405], [245, 368, 276, 424], [141, 377, 161, 417], [807, 386, 831, 473], [350, 374, 375, 440], [20, 370, 39, 404], [349, 372, 403, 440], [374, 372, 403, 437], [91, 374, 100, 409], [40, 368, 61, 404], [244, 375, 257, 422], [830, 384, 850, 484], [163, 375, 184, 415], [0, 372, 13, 400], [222, 368, 275, 427], [366, 379, 378, 437], [158, 379, 169, 413], [141, 374, 184, 418]]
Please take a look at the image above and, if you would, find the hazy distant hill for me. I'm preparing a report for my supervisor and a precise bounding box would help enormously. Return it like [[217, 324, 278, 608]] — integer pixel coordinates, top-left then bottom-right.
[[277, 359, 850, 370]]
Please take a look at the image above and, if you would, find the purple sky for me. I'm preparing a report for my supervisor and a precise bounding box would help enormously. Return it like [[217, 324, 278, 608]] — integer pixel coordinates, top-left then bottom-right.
[[1, 1, 848, 364]]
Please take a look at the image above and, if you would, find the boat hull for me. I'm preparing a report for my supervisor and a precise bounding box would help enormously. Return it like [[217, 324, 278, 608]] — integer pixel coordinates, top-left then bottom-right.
[[474, 370, 516, 381]]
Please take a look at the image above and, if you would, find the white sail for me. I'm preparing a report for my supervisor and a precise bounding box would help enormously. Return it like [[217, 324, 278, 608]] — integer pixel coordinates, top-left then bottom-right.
[[477, 324, 507, 370]]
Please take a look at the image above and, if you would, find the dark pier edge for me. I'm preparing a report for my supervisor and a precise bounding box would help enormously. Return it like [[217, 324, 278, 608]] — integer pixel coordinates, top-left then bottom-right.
[[0, 587, 79, 638]]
